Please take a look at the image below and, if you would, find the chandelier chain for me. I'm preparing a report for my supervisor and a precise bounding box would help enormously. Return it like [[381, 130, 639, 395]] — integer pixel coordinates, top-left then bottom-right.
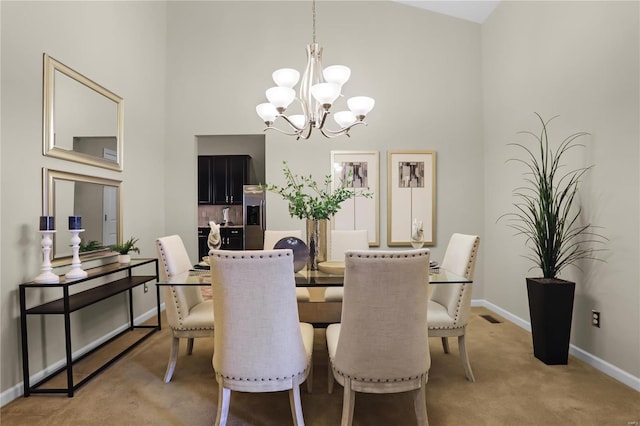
[[312, 0, 316, 45]]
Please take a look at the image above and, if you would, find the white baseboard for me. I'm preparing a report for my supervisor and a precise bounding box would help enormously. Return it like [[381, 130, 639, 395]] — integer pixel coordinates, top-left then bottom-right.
[[1, 304, 165, 407], [473, 299, 640, 392]]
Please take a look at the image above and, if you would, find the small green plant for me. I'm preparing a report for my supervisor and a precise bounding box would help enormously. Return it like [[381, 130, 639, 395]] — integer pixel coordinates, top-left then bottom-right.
[[79, 240, 103, 253], [263, 161, 372, 220], [500, 113, 606, 278], [109, 237, 140, 255]]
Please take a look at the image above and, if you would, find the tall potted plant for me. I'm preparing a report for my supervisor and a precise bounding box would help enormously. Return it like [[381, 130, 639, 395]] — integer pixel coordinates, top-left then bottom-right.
[[502, 113, 606, 365], [264, 161, 371, 269]]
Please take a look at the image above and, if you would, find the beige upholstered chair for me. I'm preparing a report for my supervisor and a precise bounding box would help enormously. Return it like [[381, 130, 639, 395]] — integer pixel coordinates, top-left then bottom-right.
[[428, 233, 480, 382], [326, 249, 431, 426], [263, 229, 310, 302], [209, 249, 314, 426], [156, 235, 214, 383], [323, 229, 369, 302]]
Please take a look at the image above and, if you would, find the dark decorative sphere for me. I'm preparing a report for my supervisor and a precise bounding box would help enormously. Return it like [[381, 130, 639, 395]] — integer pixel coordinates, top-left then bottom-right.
[[274, 237, 309, 272]]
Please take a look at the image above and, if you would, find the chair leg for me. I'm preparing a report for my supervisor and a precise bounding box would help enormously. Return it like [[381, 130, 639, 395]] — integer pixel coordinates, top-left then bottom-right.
[[413, 380, 429, 426], [215, 382, 231, 426], [163, 336, 180, 383], [306, 360, 313, 393], [187, 337, 195, 355], [341, 378, 355, 426], [289, 383, 305, 426], [441, 337, 450, 354], [458, 335, 475, 382], [327, 360, 335, 394]]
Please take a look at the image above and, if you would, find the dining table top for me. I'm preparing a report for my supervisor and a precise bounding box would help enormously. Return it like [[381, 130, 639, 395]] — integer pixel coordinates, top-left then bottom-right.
[[159, 266, 471, 287]]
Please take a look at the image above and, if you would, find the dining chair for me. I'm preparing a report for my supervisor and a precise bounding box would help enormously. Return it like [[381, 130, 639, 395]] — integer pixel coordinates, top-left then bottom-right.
[[428, 233, 480, 382], [156, 235, 215, 383], [209, 249, 314, 426], [323, 229, 369, 302], [326, 249, 431, 426], [264, 229, 311, 302]]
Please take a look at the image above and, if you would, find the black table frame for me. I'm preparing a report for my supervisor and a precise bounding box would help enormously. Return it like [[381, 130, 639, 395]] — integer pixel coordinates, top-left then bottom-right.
[[19, 258, 160, 397]]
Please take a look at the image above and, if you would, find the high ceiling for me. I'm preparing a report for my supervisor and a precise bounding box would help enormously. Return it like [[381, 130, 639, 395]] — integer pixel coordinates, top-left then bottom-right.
[[393, 1, 500, 24]]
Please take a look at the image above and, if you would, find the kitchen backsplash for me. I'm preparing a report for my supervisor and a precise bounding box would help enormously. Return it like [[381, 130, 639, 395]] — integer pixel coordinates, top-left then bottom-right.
[[198, 205, 243, 227]]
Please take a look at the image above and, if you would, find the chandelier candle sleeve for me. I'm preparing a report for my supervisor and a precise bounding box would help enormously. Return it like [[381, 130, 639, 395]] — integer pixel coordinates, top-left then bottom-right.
[[39, 216, 55, 231], [68, 216, 82, 230]]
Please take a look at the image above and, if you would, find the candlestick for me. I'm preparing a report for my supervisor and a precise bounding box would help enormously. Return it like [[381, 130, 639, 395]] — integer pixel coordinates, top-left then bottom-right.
[[68, 216, 82, 230], [34, 230, 60, 283], [65, 229, 88, 280], [39, 216, 55, 231]]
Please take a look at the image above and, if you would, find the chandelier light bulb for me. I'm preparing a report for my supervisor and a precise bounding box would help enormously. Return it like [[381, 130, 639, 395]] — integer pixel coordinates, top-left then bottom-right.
[[266, 87, 296, 110], [272, 68, 300, 88], [310, 82, 341, 106], [333, 110, 357, 128], [323, 65, 351, 87], [347, 96, 375, 117], [256, 103, 278, 123]]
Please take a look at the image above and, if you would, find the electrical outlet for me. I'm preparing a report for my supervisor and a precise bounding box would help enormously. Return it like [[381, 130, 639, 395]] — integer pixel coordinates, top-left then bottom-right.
[[144, 283, 149, 294], [591, 310, 600, 328]]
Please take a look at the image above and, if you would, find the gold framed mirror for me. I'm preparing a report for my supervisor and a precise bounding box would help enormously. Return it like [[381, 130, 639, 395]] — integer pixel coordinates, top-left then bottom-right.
[[43, 53, 124, 171], [43, 169, 122, 266]]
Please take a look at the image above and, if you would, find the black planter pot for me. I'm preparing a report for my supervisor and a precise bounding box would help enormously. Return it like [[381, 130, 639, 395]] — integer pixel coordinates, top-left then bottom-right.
[[526, 277, 576, 365]]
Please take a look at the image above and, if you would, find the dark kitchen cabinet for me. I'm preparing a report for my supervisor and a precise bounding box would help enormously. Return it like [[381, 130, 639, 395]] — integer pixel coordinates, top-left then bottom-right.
[[221, 227, 243, 250], [198, 155, 249, 205]]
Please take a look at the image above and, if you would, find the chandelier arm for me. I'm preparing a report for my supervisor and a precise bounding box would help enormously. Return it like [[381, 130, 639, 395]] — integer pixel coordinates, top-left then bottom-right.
[[316, 109, 329, 130], [279, 114, 306, 133], [263, 125, 303, 137], [319, 127, 350, 139], [320, 120, 367, 137]]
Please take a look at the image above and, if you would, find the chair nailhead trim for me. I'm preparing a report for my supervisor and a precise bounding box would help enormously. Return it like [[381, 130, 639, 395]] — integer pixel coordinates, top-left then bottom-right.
[[218, 369, 307, 381]]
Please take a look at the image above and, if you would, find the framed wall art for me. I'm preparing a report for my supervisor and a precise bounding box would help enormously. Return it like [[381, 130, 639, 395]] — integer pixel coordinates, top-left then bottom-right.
[[330, 150, 379, 246], [387, 150, 436, 246]]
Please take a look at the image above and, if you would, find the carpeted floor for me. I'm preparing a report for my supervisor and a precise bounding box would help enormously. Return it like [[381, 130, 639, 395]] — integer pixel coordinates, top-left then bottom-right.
[[2, 307, 638, 425]]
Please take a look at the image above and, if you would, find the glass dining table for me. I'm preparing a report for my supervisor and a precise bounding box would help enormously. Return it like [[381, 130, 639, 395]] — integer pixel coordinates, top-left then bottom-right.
[[158, 266, 471, 327]]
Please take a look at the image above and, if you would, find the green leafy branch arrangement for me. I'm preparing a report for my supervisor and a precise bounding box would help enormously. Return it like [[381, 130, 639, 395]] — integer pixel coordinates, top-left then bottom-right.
[[500, 113, 607, 278], [263, 161, 373, 220]]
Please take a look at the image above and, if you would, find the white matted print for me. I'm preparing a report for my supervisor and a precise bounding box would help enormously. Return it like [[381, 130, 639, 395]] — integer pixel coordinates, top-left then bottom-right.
[[387, 150, 436, 246], [330, 151, 379, 246]]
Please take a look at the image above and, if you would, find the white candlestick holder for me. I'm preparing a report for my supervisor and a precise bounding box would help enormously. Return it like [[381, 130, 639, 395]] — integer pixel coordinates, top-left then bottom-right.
[[65, 229, 88, 280], [34, 230, 60, 283]]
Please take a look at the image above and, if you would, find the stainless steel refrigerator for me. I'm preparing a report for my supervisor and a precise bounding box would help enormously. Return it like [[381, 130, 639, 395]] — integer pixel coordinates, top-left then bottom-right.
[[243, 185, 266, 249]]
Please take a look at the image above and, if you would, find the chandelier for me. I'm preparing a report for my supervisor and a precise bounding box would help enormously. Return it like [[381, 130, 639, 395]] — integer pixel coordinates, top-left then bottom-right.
[[256, 0, 375, 140]]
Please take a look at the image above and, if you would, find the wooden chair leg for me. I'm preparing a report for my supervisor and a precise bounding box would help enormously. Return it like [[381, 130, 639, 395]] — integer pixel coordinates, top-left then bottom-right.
[[341, 378, 355, 426], [327, 360, 335, 394], [306, 361, 313, 393], [215, 382, 231, 426], [187, 337, 195, 355], [413, 380, 429, 426], [289, 383, 305, 426], [458, 334, 475, 382], [441, 337, 450, 354], [163, 336, 180, 383]]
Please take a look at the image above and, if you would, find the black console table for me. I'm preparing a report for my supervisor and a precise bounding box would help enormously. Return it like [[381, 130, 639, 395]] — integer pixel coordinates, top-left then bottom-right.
[[19, 258, 160, 397]]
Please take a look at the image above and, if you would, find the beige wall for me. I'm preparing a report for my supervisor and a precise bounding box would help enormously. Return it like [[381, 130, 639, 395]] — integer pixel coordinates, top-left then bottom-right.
[[482, 1, 639, 378], [1, 1, 167, 401]]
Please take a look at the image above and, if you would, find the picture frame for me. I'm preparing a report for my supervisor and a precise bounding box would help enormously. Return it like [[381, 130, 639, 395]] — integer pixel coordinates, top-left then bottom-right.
[[387, 150, 436, 246], [330, 150, 379, 246]]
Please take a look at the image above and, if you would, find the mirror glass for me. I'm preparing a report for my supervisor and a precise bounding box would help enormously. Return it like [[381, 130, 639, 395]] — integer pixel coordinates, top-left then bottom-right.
[[43, 54, 124, 171], [44, 169, 122, 266]]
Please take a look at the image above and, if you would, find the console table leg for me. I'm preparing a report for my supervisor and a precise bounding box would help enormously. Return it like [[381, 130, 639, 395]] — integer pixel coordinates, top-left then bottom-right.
[[63, 287, 74, 397], [20, 287, 30, 397]]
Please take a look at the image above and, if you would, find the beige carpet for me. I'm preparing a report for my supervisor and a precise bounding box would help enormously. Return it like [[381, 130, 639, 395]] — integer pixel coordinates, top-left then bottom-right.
[[2, 307, 639, 425]]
